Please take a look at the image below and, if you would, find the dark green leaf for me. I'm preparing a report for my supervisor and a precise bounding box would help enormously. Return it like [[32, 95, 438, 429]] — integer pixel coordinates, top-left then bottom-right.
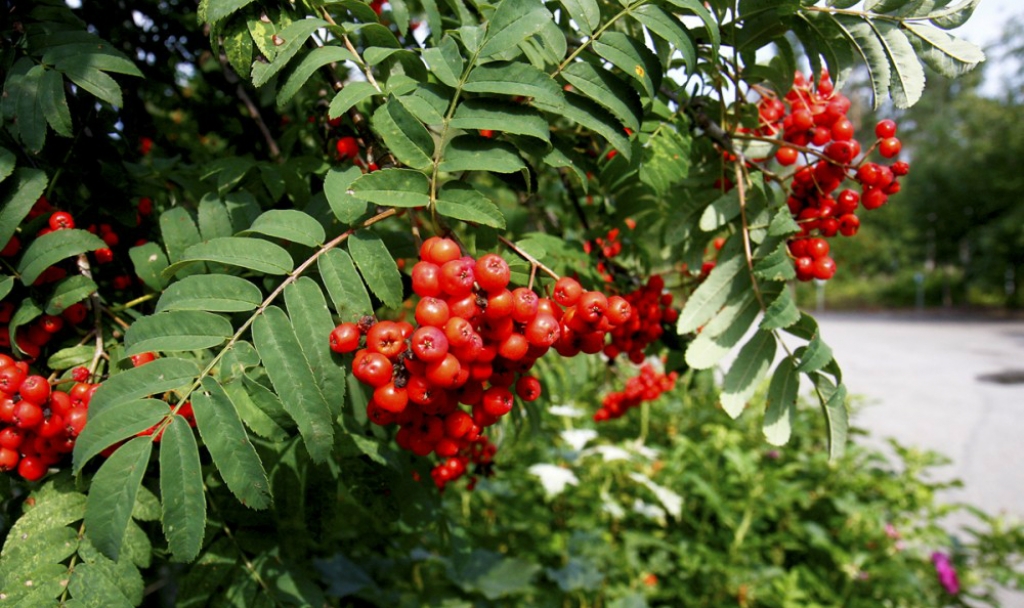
[[0, 169, 47, 257], [44, 275, 96, 315], [754, 245, 797, 282], [167, 237, 294, 277], [698, 190, 740, 232], [192, 377, 271, 509], [159, 207, 202, 265], [329, 81, 380, 119], [39, 69, 72, 138], [318, 249, 373, 321], [831, 15, 891, 108], [8, 298, 42, 356], [451, 99, 550, 142], [129, 242, 170, 291], [323, 166, 367, 223], [763, 356, 799, 445], [348, 168, 431, 208], [439, 136, 528, 174], [796, 332, 834, 373], [73, 399, 169, 473], [812, 374, 849, 460], [435, 182, 506, 228], [253, 306, 335, 463], [47, 345, 96, 370], [156, 274, 263, 313], [760, 287, 801, 330], [251, 19, 329, 88], [223, 380, 290, 440], [85, 357, 199, 418], [284, 277, 347, 417], [243, 209, 325, 247], [550, 93, 631, 158], [479, 0, 552, 58], [202, 0, 257, 24], [871, 21, 925, 108], [15, 66, 46, 153], [17, 229, 106, 285], [55, 57, 124, 107], [278, 46, 355, 106], [463, 62, 563, 108], [124, 310, 233, 356], [70, 539, 144, 606], [0, 147, 15, 184], [223, 18, 253, 78], [133, 468, 190, 560], [720, 330, 776, 418], [372, 99, 435, 171], [592, 32, 662, 98], [84, 436, 153, 561], [561, 61, 642, 133], [558, 0, 600, 36], [631, 5, 696, 72], [348, 232, 403, 308], [198, 196, 234, 241], [242, 374, 295, 430], [768, 208, 802, 237], [422, 36, 464, 88]]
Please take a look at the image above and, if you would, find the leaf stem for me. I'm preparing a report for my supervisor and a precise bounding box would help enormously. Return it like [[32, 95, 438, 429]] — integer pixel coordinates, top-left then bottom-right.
[[497, 235, 559, 280]]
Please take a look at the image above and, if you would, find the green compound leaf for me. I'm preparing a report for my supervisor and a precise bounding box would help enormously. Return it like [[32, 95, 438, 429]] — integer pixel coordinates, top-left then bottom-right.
[[720, 330, 776, 419], [630, 4, 696, 72], [812, 374, 849, 460], [40, 68, 73, 138], [479, 0, 552, 58], [250, 18, 329, 88], [155, 274, 263, 313], [349, 168, 431, 208], [123, 310, 233, 356], [284, 278, 347, 417], [760, 287, 801, 330], [463, 62, 564, 108], [68, 539, 144, 606], [348, 232, 404, 309], [422, 36, 464, 88], [324, 165, 368, 223], [16, 229, 106, 285], [203, 0, 257, 24], [435, 182, 506, 229], [166, 236, 294, 277], [253, 306, 335, 463], [593, 32, 662, 98], [684, 291, 761, 370], [329, 81, 381, 119], [372, 99, 435, 172], [904, 21, 984, 78], [676, 238, 747, 334], [243, 209, 325, 247], [438, 136, 528, 174], [318, 248, 373, 321], [558, 0, 600, 36], [44, 275, 96, 315], [85, 357, 200, 418], [73, 399, 169, 473], [551, 92, 631, 159], [561, 61, 642, 133], [763, 356, 800, 445], [158, 413, 206, 560], [129, 242, 170, 291], [192, 377, 272, 509], [278, 46, 356, 107], [84, 436, 153, 561]]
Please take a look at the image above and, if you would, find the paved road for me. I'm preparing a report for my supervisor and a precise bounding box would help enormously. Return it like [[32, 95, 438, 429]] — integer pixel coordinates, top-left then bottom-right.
[[813, 312, 1024, 605]]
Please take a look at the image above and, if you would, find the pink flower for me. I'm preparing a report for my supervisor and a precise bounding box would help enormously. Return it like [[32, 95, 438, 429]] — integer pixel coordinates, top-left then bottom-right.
[[931, 551, 961, 595]]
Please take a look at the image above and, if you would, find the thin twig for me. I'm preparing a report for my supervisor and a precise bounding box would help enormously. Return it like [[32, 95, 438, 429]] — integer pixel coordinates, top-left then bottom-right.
[[497, 235, 560, 280]]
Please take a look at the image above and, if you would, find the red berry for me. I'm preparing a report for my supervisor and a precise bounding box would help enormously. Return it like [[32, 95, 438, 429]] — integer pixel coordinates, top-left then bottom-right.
[[94, 248, 114, 264], [515, 375, 541, 402], [775, 147, 798, 166], [130, 352, 157, 367], [329, 323, 361, 353], [18, 375, 51, 405], [879, 137, 901, 159], [336, 136, 360, 160], [411, 326, 449, 363], [49, 211, 75, 231], [474, 254, 510, 293], [812, 256, 837, 280], [17, 455, 46, 481], [875, 119, 897, 139]]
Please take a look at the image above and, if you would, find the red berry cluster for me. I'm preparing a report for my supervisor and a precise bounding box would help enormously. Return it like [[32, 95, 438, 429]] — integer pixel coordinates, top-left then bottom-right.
[[752, 71, 909, 281], [605, 275, 678, 364], [331, 236, 633, 489], [595, 363, 677, 421], [0, 355, 97, 481], [0, 300, 87, 362]]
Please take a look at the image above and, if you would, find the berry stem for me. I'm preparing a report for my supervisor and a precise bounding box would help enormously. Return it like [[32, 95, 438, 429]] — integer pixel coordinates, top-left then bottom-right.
[[496, 235, 560, 280]]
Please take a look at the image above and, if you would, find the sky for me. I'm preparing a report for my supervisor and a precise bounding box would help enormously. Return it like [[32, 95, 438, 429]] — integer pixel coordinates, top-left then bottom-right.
[[948, 0, 1024, 95]]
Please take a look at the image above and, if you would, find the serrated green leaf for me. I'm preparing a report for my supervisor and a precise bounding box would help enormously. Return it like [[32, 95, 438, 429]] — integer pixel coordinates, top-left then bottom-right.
[[223, 380, 290, 440], [203, 0, 256, 24], [1, 563, 70, 605], [15, 66, 46, 153], [768, 209, 802, 237], [0, 148, 15, 184], [69, 540, 142, 607], [284, 278, 346, 417], [129, 242, 170, 291], [763, 356, 799, 445], [796, 332, 834, 373], [46, 345, 95, 370], [166, 237, 294, 277], [401, 83, 450, 125], [0, 526, 79, 580], [43, 41, 142, 77], [39, 69, 72, 138], [84, 436, 152, 561], [372, 99, 435, 172], [479, 0, 552, 58], [754, 246, 797, 282], [685, 291, 761, 370], [159, 207, 202, 266], [323, 165, 367, 223], [73, 399, 169, 473], [155, 274, 263, 313], [438, 136, 528, 174], [44, 275, 96, 315], [253, 307, 335, 462], [812, 374, 849, 460], [0, 169, 46, 251], [698, 190, 740, 232], [631, 4, 696, 72], [198, 196, 234, 241], [123, 310, 233, 356], [158, 413, 206, 560], [193, 377, 272, 509], [348, 168, 431, 208], [561, 61, 642, 133], [278, 46, 355, 107], [243, 209, 326, 247], [435, 182, 506, 228], [558, 0, 600, 36], [16, 229, 106, 285], [463, 62, 563, 108], [219, 341, 261, 382], [928, 0, 981, 29], [550, 93, 631, 158], [329, 81, 380, 119], [242, 374, 295, 430], [318, 249, 373, 321], [0, 275, 10, 301], [56, 57, 124, 107], [720, 330, 776, 418], [677, 238, 748, 334], [904, 22, 984, 77], [832, 15, 891, 108], [423, 36, 464, 88], [760, 287, 801, 330], [223, 18, 254, 78], [451, 99, 550, 142], [592, 32, 662, 98], [8, 298, 42, 356], [251, 19, 328, 88], [85, 357, 199, 418], [871, 21, 925, 108], [348, 232, 403, 308]]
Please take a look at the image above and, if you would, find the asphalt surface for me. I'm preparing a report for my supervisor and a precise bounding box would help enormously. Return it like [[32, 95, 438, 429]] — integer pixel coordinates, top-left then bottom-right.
[[812, 311, 1024, 605]]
